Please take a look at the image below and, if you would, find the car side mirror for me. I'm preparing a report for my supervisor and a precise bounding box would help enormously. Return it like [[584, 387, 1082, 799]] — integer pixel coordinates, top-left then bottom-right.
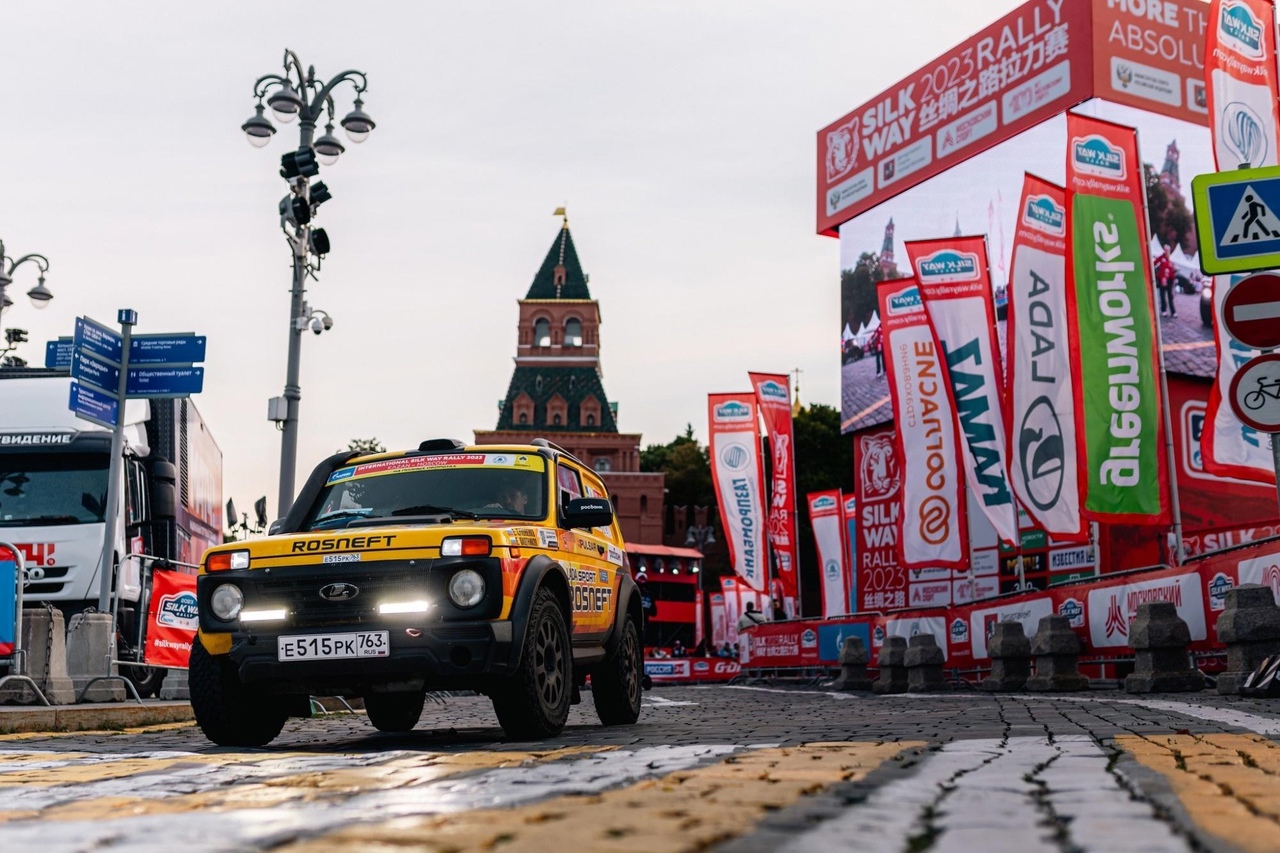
[[562, 497, 613, 530], [268, 519, 284, 536]]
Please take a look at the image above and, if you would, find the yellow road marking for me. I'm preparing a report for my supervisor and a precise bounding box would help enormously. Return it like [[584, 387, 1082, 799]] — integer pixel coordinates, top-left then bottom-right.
[[1119, 733, 1280, 853], [285, 741, 920, 853], [0, 720, 197, 741]]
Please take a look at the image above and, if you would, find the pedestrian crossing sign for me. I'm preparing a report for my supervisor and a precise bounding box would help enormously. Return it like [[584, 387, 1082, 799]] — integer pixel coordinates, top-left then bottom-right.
[[1193, 165, 1280, 274]]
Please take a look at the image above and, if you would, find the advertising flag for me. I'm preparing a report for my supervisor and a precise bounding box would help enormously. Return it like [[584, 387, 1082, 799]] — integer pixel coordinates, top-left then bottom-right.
[[841, 493, 859, 611], [1207, 0, 1280, 170], [877, 277, 970, 569], [808, 490, 850, 618], [854, 425, 908, 611], [143, 568, 198, 669], [1204, 275, 1277, 483], [708, 394, 768, 591], [1064, 113, 1171, 524], [904, 236, 1020, 548], [1006, 174, 1086, 539], [749, 373, 801, 606]]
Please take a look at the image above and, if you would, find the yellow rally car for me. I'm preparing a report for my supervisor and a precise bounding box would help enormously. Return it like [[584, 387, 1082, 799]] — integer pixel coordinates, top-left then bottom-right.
[[191, 438, 644, 746]]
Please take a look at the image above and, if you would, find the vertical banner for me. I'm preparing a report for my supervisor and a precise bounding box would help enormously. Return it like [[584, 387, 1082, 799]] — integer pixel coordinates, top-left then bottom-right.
[[709, 592, 727, 648], [143, 569, 198, 669], [1064, 113, 1172, 524], [0, 545, 15, 657], [877, 277, 970, 569], [841, 493, 859, 611], [695, 589, 705, 647], [903, 236, 1020, 548], [1006, 174, 1086, 539], [749, 373, 801, 608], [721, 576, 741, 646], [1207, 0, 1280, 171], [1204, 275, 1278, 482], [708, 394, 768, 591], [854, 425, 907, 611], [808, 490, 850, 618]]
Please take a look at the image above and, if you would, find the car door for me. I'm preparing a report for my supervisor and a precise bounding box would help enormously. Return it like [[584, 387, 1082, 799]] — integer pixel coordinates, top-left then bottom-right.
[[558, 463, 617, 641]]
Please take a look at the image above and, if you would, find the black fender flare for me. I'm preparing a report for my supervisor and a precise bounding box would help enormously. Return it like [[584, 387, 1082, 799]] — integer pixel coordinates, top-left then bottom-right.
[[505, 553, 571, 671]]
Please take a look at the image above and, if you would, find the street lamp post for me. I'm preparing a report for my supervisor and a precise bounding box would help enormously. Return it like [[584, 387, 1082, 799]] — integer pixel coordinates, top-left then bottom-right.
[[0, 240, 54, 366], [242, 49, 375, 518]]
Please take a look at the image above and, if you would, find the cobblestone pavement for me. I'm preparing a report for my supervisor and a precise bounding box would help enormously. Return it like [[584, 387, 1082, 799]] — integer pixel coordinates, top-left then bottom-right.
[[2, 686, 1280, 851]]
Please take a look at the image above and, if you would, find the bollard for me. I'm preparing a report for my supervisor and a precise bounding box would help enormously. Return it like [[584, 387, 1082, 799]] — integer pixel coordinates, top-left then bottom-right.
[[1215, 585, 1280, 695], [982, 621, 1031, 692], [0, 607, 76, 705], [905, 634, 948, 693], [65, 613, 124, 702], [873, 636, 909, 695], [1025, 616, 1089, 693], [1124, 602, 1205, 694], [159, 667, 189, 701], [831, 636, 872, 692]]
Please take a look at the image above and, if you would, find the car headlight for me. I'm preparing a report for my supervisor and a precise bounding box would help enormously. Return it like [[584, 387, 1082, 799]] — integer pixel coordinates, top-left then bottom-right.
[[448, 569, 485, 608], [210, 584, 244, 621]]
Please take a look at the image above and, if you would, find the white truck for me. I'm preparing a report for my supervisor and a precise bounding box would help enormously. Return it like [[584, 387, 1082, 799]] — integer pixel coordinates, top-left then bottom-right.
[[0, 368, 223, 695]]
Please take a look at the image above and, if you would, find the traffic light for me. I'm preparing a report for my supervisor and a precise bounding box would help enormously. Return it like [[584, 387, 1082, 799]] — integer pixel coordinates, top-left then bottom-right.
[[4, 328, 28, 345], [279, 147, 319, 180]]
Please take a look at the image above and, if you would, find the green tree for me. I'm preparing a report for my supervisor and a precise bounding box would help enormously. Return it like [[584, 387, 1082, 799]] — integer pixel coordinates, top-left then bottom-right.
[[1144, 163, 1196, 255], [344, 437, 386, 455], [841, 252, 900, 336], [791, 404, 853, 616], [640, 424, 713, 510]]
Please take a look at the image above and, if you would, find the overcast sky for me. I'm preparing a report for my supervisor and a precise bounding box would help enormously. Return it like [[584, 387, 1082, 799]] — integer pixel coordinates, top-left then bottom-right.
[[0, 0, 1042, 519]]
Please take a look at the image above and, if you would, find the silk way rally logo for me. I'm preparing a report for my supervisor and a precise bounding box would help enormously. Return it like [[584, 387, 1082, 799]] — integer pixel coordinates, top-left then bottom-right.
[[1022, 194, 1065, 237], [824, 559, 840, 580], [1104, 592, 1128, 638], [886, 286, 923, 316], [1209, 573, 1234, 612], [825, 114, 860, 182], [812, 495, 837, 512], [1059, 598, 1084, 628], [1221, 1, 1265, 60], [713, 400, 753, 423], [916, 249, 981, 284], [157, 590, 199, 630], [860, 433, 901, 501], [950, 618, 968, 643], [1072, 135, 1125, 180], [758, 380, 789, 403]]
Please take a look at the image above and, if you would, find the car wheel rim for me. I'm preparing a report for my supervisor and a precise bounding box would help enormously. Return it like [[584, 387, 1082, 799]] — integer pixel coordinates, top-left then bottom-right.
[[535, 617, 565, 710], [622, 627, 640, 708]]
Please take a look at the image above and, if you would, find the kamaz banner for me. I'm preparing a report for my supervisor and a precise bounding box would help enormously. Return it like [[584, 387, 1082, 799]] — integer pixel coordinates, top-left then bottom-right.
[[808, 490, 850, 618], [143, 568, 198, 669], [1204, 275, 1276, 483], [1207, 0, 1280, 170], [877, 277, 970, 569], [904, 236, 1020, 548], [749, 372, 800, 607], [709, 393, 768, 591], [1006, 173, 1085, 540], [1064, 113, 1171, 525]]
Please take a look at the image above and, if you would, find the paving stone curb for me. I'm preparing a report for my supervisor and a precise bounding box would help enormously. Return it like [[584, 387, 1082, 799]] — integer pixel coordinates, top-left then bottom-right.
[[0, 701, 193, 734]]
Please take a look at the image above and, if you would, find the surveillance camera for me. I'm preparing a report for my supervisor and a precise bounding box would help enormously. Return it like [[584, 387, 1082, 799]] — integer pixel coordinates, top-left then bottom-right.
[[310, 317, 324, 335], [321, 315, 333, 330]]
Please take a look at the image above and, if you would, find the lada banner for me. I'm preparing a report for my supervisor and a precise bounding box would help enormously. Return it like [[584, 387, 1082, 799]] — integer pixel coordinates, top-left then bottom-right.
[[1006, 173, 1085, 540], [750, 373, 801, 607], [808, 490, 850, 618], [904, 236, 1020, 548], [707, 394, 768, 591], [877, 278, 970, 569], [1064, 112, 1171, 525], [1206, 0, 1280, 170]]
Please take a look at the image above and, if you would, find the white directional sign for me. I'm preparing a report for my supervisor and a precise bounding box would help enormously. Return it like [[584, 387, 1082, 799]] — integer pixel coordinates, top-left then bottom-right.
[[1229, 353, 1280, 433]]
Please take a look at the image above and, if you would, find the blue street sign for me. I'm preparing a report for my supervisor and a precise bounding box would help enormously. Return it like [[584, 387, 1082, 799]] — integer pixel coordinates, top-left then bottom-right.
[[44, 338, 73, 370], [68, 381, 118, 429], [129, 334, 206, 366], [71, 350, 120, 396], [73, 316, 122, 366], [126, 366, 204, 398], [1193, 166, 1280, 273]]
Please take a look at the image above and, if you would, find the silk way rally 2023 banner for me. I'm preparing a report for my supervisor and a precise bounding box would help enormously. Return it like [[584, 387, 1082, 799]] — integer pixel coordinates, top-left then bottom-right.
[[903, 236, 1020, 549], [749, 372, 800, 607], [807, 490, 850, 618], [1207, 0, 1280, 172], [708, 393, 768, 591], [1006, 173, 1086, 540], [876, 276, 969, 569], [1064, 112, 1171, 525]]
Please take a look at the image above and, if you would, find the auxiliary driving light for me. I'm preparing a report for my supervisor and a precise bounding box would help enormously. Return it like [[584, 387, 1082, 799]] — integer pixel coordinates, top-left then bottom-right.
[[449, 569, 485, 608], [239, 608, 288, 623], [379, 600, 430, 615], [210, 584, 244, 621]]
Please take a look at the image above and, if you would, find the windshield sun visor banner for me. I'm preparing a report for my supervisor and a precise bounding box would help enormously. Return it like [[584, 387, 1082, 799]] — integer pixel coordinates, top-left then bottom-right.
[[708, 394, 768, 591], [1006, 174, 1086, 540], [904, 236, 1020, 549], [877, 277, 970, 570], [1064, 113, 1171, 525], [1206, 0, 1280, 171], [750, 373, 800, 608], [808, 490, 850, 619], [328, 453, 544, 484]]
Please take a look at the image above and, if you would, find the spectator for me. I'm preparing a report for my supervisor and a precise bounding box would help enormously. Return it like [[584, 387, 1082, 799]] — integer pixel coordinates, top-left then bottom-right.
[[692, 638, 710, 657], [870, 325, 884, 377], [771, 597, 787, 621], [719, 643, 734, 658], [672, 639, 687, 658], [651, 647, 670, 659], [737, 601, 767, 632], [1155, 245, 1177, 318]]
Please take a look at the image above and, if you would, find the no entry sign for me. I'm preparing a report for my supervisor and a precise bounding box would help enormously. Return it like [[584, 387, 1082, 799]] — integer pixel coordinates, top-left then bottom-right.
[[1229, 353, 1280, 433], [1223, 273, 1280, 350]]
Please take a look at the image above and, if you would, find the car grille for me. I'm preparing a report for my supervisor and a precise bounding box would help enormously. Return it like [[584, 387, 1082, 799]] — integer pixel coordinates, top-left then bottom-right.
[[252, 566, 429, 629]]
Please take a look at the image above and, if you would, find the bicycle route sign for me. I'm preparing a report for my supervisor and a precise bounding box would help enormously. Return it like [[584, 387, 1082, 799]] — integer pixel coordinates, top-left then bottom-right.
[[1192, 166, 1280, 274], [1229, 352, 1280, 433], [1223, 272, 1280, 350]]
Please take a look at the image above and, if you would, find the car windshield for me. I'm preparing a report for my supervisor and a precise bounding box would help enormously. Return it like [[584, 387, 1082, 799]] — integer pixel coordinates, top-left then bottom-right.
[[302, 452, 548, 531], [0, 451, 110, 526]]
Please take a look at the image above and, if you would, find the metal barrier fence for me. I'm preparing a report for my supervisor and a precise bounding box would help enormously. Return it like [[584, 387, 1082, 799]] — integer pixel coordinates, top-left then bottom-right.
[[110, 553, 200, 673], [0, 542, 50, 705]]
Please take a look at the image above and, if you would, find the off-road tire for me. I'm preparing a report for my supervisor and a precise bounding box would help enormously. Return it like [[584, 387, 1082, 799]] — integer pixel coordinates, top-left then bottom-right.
[[189, 640, 288, 747], [591, 612, 642, 725], [364, 691, 425, 733], [492, 587, 572, 740]]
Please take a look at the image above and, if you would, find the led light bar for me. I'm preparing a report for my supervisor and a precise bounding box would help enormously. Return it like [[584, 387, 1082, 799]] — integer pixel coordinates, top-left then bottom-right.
[[378, 600, 430, 615], [239, 608, 288, 623]]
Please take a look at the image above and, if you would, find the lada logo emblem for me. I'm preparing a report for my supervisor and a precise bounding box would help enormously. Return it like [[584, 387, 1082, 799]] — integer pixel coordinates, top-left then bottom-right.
[[319, 582, 360, 602]]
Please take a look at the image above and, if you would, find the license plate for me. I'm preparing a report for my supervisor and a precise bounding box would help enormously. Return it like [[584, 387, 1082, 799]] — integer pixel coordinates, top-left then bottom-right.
[[277, 631, 390, 661]]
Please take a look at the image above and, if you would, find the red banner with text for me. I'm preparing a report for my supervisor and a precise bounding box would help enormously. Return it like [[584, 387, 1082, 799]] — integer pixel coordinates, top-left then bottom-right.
[[144, 569, 198, 669], [750, 373, 801, 608]]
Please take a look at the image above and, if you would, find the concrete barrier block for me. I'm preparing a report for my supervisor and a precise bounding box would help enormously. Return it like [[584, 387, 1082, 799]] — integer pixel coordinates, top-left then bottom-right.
[[1124, 602, 1205, 694], [1026, 616, 1089, 693], [65, 613, 124, 702], [158, 668, 189, 701], [905, 634, 947, 693], [873, 636, 909, 695], [983, 621, 1031, 693], [1215, 585, 1280, 695], [831, 637, 872, 692]]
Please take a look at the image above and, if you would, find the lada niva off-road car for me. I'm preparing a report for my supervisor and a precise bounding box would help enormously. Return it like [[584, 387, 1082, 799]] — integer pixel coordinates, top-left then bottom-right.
[[191, 439, 644, 746]]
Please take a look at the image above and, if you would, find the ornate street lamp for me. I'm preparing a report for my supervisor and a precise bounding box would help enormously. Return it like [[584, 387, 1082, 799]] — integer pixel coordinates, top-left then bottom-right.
[[0, 240, 53, 366]]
